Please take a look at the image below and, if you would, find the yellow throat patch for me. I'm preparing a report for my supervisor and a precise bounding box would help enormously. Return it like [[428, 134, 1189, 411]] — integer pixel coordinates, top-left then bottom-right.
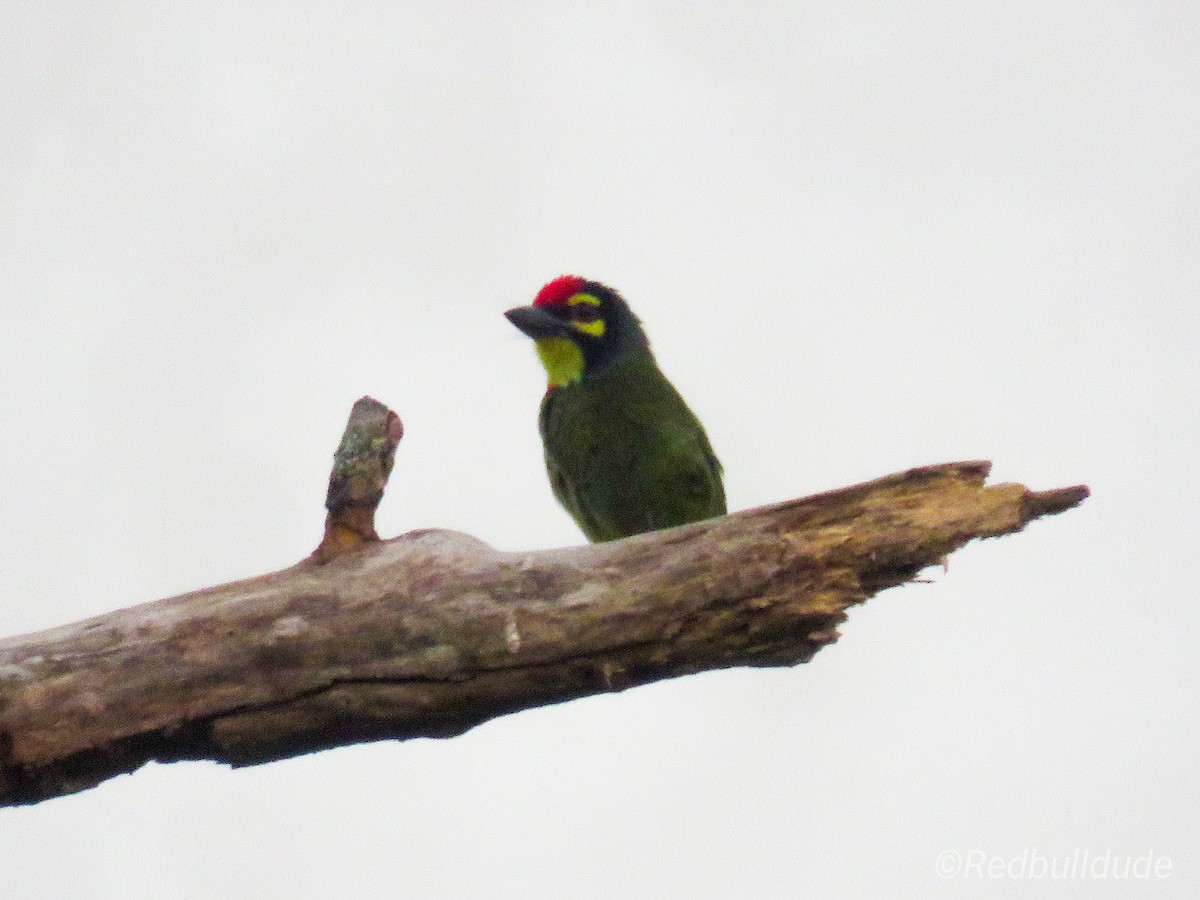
[[534, 337, 584, 387]]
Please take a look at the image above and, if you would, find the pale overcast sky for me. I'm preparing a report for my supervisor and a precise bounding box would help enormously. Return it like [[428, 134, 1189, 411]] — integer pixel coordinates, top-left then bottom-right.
[[1, 3, 1196, 898]]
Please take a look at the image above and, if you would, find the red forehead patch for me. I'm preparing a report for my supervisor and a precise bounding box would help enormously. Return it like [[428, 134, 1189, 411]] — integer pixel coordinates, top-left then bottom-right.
[[534, 275, 586, 307]]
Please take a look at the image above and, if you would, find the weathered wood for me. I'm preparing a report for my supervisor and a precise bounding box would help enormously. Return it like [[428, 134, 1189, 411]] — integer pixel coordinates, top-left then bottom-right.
[[0, 461, 1086, 807], [311, 396, 403, 563]]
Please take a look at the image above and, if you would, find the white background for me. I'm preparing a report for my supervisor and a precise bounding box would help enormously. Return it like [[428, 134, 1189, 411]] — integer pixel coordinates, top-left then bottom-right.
[[1, 3, 1196, 898]]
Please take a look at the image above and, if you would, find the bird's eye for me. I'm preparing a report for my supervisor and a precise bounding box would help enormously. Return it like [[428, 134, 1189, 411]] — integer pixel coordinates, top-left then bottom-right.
[[570, 304, 601, 323]]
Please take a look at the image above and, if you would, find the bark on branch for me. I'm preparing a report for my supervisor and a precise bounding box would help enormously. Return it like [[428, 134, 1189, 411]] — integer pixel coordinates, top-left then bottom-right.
[[0, 398, 1087, 807]]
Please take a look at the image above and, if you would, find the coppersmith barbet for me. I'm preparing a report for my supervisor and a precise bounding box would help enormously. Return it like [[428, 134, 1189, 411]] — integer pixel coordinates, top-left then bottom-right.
[[505, 276, 725, 542]]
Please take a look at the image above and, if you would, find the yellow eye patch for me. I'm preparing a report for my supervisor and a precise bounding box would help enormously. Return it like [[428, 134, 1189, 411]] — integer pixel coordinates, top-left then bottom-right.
[[567, 293, 605, 336], [572, 319, 605, 337]]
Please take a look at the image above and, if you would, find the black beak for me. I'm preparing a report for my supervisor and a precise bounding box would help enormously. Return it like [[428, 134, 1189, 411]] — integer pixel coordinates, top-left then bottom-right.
[[504, 305, 573, 340]]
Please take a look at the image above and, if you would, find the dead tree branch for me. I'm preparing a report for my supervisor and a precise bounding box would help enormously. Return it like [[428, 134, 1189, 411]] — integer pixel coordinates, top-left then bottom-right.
[[0, 398, 1087, 806]]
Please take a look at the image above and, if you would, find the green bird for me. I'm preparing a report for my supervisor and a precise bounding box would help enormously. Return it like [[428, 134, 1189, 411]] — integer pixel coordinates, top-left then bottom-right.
[[505, 275, 726, 542]]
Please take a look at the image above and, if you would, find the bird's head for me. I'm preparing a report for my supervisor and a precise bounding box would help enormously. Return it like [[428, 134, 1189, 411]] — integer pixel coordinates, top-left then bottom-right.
[[505, 276, 649, 387]]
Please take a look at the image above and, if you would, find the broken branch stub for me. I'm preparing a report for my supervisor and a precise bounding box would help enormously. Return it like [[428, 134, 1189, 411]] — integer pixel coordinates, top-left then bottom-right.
[[311, 396, 403, 563]]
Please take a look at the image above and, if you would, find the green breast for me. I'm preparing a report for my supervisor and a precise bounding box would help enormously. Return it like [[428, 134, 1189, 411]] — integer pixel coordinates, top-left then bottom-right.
[[539, 356, 725, 542]]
